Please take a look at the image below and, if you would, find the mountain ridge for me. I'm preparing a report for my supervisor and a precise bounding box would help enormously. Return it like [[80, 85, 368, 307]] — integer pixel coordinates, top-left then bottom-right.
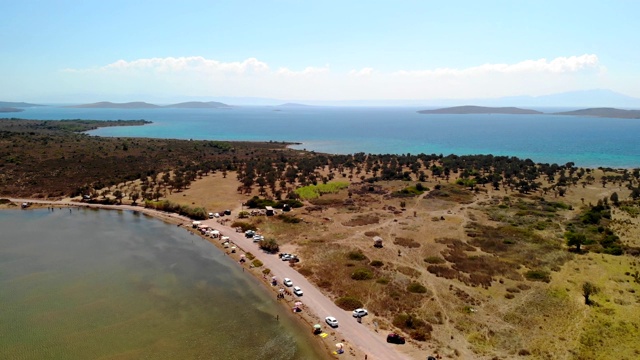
[[67, 101, 230, 109], [554, 107, 640, 119], [418, 105, 542, 115]]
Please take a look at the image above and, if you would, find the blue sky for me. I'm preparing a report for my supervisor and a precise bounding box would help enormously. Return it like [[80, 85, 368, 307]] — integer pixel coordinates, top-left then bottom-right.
[[2, 0, 639, 102]]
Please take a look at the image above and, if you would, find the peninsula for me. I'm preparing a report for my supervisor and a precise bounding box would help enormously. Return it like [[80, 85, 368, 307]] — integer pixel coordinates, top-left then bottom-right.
[[0, 101, 44, 108], [418, 105, 542, 115], [69, 101, 161, 109], [165, 101, 230, 108], [68, 101, 230, 109], [0, 107, 24, 113], [554, 107, 640, 119]]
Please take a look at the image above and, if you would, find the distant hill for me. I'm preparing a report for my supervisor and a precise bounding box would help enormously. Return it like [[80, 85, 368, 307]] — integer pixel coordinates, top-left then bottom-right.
[[554, 107, 640, 119], [418, 105, 542, 115], [277, 103, 312, 107], [164, 101, 229, 108], [0, 101, 44, 108], [0, 107, 24, 113], [68, 101, 161, 109]]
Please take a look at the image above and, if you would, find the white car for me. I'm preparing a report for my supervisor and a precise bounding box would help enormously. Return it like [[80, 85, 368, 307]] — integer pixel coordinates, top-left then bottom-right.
[[293, 286, 303, 296], [281, 254, 292, 261], [352, 308, 368, 318], [325, 316, 339, 328], [283, 278, 293, 287]]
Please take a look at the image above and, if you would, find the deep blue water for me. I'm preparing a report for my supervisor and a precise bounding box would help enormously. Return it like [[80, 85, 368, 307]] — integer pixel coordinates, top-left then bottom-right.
[[13, 106, 640, 168]]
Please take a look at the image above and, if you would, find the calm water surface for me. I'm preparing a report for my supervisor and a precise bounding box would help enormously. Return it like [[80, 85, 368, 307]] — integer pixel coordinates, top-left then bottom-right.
[[15, 106, 640, 167], [0, 208, 325, 360]]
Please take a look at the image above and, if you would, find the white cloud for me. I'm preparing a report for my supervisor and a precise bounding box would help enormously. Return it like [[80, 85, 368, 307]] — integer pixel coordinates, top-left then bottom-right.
[[65, 56, 270, 74], [394, 54, 600, 76], [276, 66, 330, 77], [348, 67, 374, 77], [59, 54, 606, 100]]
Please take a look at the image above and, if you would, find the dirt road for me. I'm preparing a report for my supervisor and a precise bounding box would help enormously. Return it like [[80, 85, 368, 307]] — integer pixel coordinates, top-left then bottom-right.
[[8, 199, 413, 359], [205, 217, 412, 360]]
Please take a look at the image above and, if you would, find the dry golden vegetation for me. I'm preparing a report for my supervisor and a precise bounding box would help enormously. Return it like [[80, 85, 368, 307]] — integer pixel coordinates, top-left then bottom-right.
[[3, 118, 640, 359]]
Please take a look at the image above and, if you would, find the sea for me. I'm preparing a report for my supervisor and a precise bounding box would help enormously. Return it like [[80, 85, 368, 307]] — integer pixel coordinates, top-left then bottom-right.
[[0, 208, 325, 360], [12, 105, 640, 168]]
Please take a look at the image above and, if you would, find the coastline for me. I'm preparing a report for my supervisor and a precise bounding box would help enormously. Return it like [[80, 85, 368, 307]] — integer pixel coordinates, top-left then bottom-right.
[[1, 199, 341, 360]]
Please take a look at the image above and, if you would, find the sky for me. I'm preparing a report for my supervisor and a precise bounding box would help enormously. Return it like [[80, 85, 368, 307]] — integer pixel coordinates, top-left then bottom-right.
[[2, 0, 640, 103]]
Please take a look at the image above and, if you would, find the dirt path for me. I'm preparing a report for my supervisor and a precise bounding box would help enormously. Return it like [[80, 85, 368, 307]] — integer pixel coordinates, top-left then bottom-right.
[[206, 218, 413, 360], [8, 198, 412, 360]]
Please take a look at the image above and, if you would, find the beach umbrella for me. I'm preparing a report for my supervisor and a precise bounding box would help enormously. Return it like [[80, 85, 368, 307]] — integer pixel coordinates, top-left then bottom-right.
[[294, 301, 302, 306], [313, 324, 321, 329], [240, 254, 246, 258], [335, 343, 343, 349]]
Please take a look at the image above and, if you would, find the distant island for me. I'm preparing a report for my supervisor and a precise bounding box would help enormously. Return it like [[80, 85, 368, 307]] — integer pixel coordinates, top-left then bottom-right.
[[554, 107, 640, 119], [68, 101, 161, 109], [164, 101, 230, 108], [277, 103, 312, 107], [0, 101, 43, 108], [418, 105, 542, 115], [68, 101, 230, 109], [0, 107, 24, 113]]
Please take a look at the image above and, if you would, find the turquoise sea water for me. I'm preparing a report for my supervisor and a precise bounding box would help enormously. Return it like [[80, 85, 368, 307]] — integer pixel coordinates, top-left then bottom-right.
[[14, 106, 640, 168], [0, 208, 324, 360]]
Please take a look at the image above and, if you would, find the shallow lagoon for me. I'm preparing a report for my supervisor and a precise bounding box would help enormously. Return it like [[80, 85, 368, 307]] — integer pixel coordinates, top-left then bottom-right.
[[0, 208, 324, 360]]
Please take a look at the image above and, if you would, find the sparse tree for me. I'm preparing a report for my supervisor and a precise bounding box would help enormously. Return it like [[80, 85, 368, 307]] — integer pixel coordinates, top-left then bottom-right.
[[582, 282, 598, 305], [566, 231, 586, 252]]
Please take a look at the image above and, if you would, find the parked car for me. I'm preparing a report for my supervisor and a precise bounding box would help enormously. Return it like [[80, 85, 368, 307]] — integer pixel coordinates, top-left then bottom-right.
[[208, 212, 214, 219], [289, 256, 300, 263], [281, 254, 292, 261], [224, 209, 231, 215], [352, 308, 368, 318], [245, 230, 255, 238], [214, 213, 220, 218], [283, 278, 293, 287], [253, 235, 264, 242], [325, 316, 339, 328], [293, 286, 303, 296], [386, 333, 406, 344]]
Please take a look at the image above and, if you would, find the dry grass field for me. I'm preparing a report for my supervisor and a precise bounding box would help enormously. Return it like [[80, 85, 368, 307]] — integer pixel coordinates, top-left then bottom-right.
[[144, 167, 640, 360]]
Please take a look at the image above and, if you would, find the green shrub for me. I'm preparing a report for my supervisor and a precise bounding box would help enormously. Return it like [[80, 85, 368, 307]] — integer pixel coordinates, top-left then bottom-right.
[[262, 268, 271, 275], [245, 252, 255, 260], [370, 260, 384, 267], [407, 282, 428, 293], [295, 182, 349, 200], [351, 268, 374, 280], [231, 221, 257, 232], [277, 214, 301, 223], [252, 259, 263, 267], [376, 277, 390, 285], [334, 296, 363, 310], [347, 250, 367, 261], [410, 329, 430, 341], [423, 256, 445, 264], [525, 269, 551, 282], [259, 238, 279, 253]]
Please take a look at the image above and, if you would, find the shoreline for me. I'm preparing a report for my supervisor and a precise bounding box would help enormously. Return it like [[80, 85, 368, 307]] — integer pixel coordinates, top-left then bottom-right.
[[1, 199, 343, 360]]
